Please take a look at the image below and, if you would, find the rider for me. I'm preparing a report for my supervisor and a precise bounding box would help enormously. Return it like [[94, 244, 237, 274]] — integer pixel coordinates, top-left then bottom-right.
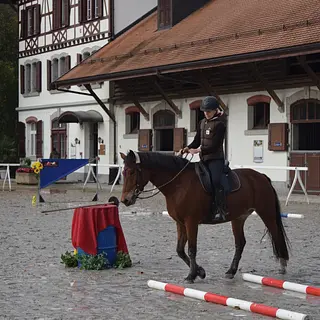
[[180, 96, 228, 222]]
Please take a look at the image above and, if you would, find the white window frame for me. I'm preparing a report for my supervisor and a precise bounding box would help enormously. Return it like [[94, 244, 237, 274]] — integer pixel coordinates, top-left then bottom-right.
[[25, 63, 31, 94], [27, 122, 37, 157]]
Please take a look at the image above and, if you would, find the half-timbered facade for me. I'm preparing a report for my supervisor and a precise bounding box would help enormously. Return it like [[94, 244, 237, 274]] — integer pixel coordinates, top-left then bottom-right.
[[52, 0, 320, 193], [17, 0, 157, 181]]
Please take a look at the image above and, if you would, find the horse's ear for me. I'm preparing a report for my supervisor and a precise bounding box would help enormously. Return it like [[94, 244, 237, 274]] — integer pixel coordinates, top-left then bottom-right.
[[128, 150, 136, 162], [120, 152, 126, 160], [127, 150, 141, 166]]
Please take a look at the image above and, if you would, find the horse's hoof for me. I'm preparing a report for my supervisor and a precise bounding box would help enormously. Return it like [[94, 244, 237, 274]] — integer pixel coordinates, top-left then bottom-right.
[[225, 272, 235, 279], [184, 276, 195, 284], [197, 266, 206, 279], [279, 268, 286, 275]]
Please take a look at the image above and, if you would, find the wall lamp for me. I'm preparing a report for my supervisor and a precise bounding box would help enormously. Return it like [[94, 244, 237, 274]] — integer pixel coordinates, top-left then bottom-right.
[[98, 137, 104, 144], [75, 138, 80, 145]]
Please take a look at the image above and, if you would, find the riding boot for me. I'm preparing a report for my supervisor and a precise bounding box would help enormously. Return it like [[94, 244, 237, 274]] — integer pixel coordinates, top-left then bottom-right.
[[213, 187, 228, 221]]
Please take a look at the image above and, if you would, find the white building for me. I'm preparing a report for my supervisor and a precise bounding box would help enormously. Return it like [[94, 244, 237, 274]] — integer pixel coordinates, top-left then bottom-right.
[[17, 0, 157, 182], [29, 0, 320, 194]]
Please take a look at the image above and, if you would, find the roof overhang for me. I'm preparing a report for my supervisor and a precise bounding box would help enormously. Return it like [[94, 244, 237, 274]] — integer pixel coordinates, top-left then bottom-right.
[[51, 42, 320, 89], [58, 110, 104, 123]]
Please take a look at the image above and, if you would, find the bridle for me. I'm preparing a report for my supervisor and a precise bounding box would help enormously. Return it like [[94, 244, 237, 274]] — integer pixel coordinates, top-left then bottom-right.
[[131, 153, 194, 200]]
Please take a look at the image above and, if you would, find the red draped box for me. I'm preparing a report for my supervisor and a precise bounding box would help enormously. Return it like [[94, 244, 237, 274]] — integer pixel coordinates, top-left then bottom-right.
[[71, 204, 129, 262]]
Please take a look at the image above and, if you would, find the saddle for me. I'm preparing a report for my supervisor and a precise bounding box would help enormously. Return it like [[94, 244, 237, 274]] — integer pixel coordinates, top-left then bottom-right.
[[195, 160, 241, 195]]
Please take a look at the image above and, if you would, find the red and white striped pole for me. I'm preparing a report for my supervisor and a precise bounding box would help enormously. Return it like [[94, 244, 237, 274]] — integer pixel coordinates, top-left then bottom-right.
[[147, 280, 312, 320], [242, 273, 320, 296]]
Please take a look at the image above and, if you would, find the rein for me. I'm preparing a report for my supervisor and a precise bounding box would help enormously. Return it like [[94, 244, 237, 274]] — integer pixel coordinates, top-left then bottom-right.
[[136, 154, 194, 200]]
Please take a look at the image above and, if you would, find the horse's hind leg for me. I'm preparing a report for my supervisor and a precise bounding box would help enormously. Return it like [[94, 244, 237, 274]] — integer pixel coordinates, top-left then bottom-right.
[[225, 216, 248, 279], [176, 222, 206, 280], [257, 211, 289, 274]]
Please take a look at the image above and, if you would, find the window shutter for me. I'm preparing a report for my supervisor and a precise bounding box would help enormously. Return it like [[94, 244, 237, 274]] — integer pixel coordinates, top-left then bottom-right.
[[79, 0, 87, 23], [47, 60, 52, 91], [18, 122, 26, 158], [66, 55, 71, 71], [96, 0, 103, 17], [268, 123, 289, 152], [36, 61, 42, 92], [53, 0, 59, 30], [164, 0, 171, 26], [20, 65, 25, 94], [173, 128, 186, 152], [138, 129, 152, 152], [65, 55, 71, 88], [64, 0, 70, 26], [20, 9, 27, 39], [77, 53, 82, 65], [36, 120, 43, 158], [35, 4, 41, 34]]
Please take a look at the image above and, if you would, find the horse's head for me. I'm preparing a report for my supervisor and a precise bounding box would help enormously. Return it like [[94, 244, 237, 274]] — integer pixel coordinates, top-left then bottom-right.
[[120, 150, 150, 206]]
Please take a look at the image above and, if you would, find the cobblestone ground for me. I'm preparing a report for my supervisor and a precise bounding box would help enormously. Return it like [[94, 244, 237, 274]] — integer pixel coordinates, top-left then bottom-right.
[[0, 183, 320, 320]]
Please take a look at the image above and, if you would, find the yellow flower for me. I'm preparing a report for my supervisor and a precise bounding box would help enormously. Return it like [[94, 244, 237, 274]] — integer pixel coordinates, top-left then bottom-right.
[[34, 168, 40, 174], [33, 161, 43, 170]]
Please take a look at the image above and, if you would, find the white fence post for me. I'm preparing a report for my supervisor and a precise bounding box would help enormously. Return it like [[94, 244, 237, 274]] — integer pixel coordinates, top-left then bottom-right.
[[233, 165, 309, 206], [1, 164, 21, 191]]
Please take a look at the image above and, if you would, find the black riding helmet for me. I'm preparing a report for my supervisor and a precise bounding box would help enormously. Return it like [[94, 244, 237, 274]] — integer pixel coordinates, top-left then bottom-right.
[[200, 96, 220, 112]]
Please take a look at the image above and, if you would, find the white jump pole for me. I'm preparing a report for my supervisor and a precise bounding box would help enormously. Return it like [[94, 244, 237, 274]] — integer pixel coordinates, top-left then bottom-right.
[[147, 280, 312, 320], [242, 273, 320, 296]]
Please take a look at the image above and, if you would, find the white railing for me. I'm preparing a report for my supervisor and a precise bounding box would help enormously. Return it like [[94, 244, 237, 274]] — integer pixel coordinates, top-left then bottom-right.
[[83, 163, 123, 194], [0, 162, 123, 194], [0, 164, 21, 191], [233, 165, 309, 206]]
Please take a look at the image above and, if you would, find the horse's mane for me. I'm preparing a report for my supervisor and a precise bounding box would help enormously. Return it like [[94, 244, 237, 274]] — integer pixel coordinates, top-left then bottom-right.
[[136, 151, 194, 171]]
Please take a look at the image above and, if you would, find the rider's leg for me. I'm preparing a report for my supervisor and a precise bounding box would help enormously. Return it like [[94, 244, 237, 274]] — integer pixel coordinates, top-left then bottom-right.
[[207, 159, 228, 221]]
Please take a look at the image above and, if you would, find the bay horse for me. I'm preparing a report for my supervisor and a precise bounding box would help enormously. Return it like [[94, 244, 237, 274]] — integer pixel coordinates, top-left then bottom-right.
[[119, 150, 290, 283]]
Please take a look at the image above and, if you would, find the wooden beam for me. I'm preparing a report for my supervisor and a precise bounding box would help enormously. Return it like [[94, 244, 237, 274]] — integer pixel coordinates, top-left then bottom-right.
[[297, 56, 320, 91], [250, 63, 284, 112], [153, 78, 182, 117], [117, 82, 150, 120], [132, 98, 150, 121], [195, 71, 228, 113], [84, 84, 116, 123]]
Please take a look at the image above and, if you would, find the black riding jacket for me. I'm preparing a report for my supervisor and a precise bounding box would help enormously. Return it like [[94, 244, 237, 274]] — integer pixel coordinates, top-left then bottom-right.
[[188, 113, 226, 162]]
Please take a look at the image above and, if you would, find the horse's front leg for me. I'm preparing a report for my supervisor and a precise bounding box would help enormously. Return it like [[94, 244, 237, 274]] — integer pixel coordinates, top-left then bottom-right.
[[176, 222, 206, 281], [176, 222, 190, 266], [184, 221, 203, 283]]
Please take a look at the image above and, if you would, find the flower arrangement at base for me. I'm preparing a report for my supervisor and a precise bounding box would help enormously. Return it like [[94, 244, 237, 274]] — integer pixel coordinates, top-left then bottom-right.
[[15, 159, 44, 185], [31, 161, 44, 179]]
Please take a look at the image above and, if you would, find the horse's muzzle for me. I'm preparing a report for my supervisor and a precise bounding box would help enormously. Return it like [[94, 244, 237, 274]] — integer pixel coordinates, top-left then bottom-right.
[[121, 192, 137, 206]]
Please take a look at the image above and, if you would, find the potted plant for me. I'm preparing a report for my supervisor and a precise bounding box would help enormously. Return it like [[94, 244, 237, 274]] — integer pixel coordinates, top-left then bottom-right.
[[15, 158, 38, 185]]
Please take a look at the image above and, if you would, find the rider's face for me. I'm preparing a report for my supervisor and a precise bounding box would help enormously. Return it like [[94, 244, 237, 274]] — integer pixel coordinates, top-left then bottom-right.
[[204, 110, 216, 119]]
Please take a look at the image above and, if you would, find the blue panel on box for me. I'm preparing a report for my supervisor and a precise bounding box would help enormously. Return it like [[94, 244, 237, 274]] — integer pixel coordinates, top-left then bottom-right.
[[77, 226, 117, 268], [39, 159, 89, 189]]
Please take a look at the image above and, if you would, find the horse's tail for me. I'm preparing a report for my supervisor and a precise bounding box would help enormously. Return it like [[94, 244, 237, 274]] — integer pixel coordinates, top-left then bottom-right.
[[263, 174, 291, 260]]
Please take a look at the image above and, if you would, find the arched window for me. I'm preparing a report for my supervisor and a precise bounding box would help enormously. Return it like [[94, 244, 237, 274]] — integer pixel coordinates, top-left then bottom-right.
[[125, 106, 140, 134], [153, 110, 175, 129], [189, 100, 204, 132], [51, 118, 67, 158], [291, 99, 320, 151], [247, 95, 271, 130]]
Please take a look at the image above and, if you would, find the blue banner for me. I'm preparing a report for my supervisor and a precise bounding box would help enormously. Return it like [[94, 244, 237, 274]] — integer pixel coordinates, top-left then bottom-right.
[[40, 159, 89, 189]]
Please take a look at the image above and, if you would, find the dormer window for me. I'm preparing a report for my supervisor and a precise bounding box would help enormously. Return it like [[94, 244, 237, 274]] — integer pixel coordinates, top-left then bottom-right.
[[158, 0, 172, 29]]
